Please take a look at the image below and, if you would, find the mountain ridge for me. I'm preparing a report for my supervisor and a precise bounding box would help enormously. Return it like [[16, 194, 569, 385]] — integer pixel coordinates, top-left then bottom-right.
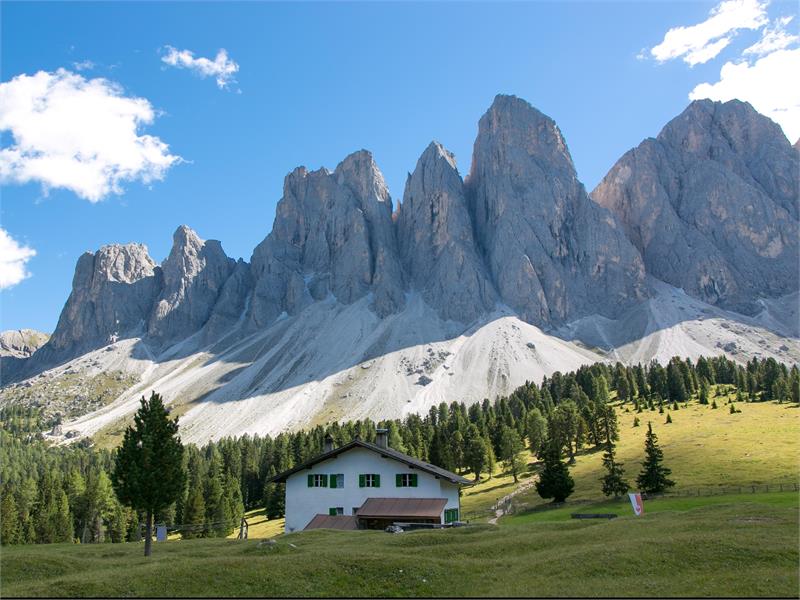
[[1, 94, 797, 443]]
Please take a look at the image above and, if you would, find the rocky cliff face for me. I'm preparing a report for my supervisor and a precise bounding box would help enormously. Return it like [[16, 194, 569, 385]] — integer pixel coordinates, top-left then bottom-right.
[[592, 99, 799, 313], [46, 243, 162, 357], [247, 150, 405, 328], [396, 142, 497, 323], [465, 95, 647, 326], [148, 226, 236, 345]]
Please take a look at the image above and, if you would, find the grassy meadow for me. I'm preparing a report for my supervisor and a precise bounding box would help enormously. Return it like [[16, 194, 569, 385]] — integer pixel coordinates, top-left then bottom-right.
[[2, 500, 797, 597]]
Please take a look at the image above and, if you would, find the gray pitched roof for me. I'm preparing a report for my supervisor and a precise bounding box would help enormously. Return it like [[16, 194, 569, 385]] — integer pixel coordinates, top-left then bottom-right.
[[270, 439, 472, 485]]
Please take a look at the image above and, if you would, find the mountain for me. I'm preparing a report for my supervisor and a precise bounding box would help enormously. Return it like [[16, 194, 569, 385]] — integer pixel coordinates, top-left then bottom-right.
[[1, 95, 797, 443], [592, 99, 799, 314]]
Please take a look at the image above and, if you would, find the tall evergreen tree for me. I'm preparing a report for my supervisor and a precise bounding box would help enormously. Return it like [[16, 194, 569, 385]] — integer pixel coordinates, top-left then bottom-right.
[[636, 423, 675, 494], [600, 438, 629, 498], [111, 392, 185, 557], [535, 439, 574, 503], [499, 426, 526, 483]]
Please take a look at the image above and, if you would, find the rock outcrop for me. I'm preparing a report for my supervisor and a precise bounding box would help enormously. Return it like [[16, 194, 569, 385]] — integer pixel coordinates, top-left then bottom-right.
[[396, 141, 497, 323], [0, 329, 49, 358], [148, 226, 236, 345], [247, 150, 405, 328], [465, 94, 647, 326], [46, 243, 162, 357], [592, 99, 799, 313]]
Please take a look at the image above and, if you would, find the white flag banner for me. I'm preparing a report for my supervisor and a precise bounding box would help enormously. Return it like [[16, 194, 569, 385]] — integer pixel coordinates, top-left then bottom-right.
[[629, 492, 644, 516]]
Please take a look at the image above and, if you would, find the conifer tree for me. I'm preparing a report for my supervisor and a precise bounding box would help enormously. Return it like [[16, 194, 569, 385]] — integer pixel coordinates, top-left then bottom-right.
[[636, 423, 675, 494], [112, 392, 185, 557], [600, 437, 629, 498], [464, 425, 488, 482], [535, 439, 574, 503], [182, 477, 206, 538], [499, 426, 526, 483]]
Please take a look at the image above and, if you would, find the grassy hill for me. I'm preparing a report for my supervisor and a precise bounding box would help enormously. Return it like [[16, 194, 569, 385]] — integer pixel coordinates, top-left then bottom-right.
[[2, 498, 796, 597]]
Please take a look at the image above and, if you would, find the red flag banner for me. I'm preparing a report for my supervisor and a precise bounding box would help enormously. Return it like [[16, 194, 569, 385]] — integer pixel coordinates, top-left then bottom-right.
[[629, 492, 644, 516]]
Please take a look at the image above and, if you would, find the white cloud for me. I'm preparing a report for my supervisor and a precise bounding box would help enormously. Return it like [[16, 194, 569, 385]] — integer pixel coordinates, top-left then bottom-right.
[[690, 48, 800, 141], [72, 60, 95, 71], [0, 69, 180, 202], [0, 228, 36, 289], [650, 0, 768, 66], [161, 46, 239, 90], [743, 16, 799, 56]]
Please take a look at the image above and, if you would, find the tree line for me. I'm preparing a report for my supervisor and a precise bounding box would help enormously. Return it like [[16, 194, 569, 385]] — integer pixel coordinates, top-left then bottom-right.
[[1, 355, 797, 546]]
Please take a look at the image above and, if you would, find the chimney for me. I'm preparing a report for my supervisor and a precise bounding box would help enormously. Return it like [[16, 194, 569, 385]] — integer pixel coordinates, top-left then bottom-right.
[[376, 428, 388, 449], [324, 434, 334, 453]]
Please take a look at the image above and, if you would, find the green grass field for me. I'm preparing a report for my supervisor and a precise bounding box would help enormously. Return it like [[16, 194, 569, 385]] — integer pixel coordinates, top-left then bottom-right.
[[510, 395, 799, 515], [2, 499, 797, 597]]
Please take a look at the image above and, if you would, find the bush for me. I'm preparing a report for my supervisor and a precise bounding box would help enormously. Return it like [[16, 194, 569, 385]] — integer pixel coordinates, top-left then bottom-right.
[[633, 417, 640, 427], [665, 413, 673, 424]]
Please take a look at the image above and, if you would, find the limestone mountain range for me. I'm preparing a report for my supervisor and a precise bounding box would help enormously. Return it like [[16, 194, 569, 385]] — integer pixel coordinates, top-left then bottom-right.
[[1, 95, 797, 443]]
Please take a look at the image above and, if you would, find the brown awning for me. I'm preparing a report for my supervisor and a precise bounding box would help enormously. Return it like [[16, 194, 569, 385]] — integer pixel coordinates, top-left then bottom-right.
[[304, 514, 359, 531], [356, 497, 447, 519]]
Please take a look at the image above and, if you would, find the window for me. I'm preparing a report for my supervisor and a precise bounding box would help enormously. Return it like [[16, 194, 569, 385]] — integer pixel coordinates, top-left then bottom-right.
[[444, 508, 459, 524], [358, 474, 380, 487], [329, 474, 344, 488], [307, 473, 328, 487], [328, 507, 344, 516], [352, 507, 360, 515], [395, 473, 418, 487]]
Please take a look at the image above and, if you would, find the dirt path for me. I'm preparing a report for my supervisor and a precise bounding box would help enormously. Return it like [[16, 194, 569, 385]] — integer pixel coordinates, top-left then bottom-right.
[[488, 476, 538, 525]]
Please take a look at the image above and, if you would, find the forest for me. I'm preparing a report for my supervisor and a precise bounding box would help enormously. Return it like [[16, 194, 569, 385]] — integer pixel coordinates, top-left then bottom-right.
[[1, 355, 797, 545]]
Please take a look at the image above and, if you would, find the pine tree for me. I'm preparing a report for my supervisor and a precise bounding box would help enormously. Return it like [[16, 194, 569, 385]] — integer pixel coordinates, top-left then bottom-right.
[[499, 426, 526, 483], [633, 417, 640, 427], [665, 413, 673, 424], [0, 488, 20, 545], [464, 425, 488, 482], [600, 439, 629, 498], [182, 477, 206, 538], [535, 439, 574, 503], [636, 423, 675, 494], [525, 408, 547, 457], [112, 392, 185, 556]]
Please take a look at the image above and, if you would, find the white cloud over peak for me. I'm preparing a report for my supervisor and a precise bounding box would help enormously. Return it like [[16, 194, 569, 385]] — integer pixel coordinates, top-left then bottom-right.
[[0, 228, 36, 289], [650, 0, 768, 66], [0, 69, 181, 202], [161, 46, 239, 90], [690, 48, 800, 141], [743, 15, 799, 56]]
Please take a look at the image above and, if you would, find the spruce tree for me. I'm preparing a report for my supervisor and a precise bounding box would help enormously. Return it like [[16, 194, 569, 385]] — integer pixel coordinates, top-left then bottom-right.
[[600, 438, 629, 498], [535, 439, 574, 503], [636, 423, 675, 494], [112, 392, 185, 557]]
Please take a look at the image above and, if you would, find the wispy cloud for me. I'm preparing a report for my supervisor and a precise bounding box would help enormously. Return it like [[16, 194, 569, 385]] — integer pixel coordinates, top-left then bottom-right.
[[649, 0, 768, 66], [0, 69, 181, 202], [0, 228, 36, 289], [743, 15, 799, 56], [72, 59, 95, 71], [161, 46, 239, 90]]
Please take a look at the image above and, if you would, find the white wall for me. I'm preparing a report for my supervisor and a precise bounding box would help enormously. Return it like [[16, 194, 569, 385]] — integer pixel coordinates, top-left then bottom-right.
[[284, 447, 460, 532]]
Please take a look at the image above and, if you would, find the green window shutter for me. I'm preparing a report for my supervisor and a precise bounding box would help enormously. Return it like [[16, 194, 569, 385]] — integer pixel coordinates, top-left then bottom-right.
[[411, 474, 418, 487], [396, 474, 402, 487], [308, 474, 313, 487], [359, 474, 365, 488], [329, 474, 336, 489], [329, 507, 337, 516], [375, 474, 380, 488], [321, 474, 328, 487]]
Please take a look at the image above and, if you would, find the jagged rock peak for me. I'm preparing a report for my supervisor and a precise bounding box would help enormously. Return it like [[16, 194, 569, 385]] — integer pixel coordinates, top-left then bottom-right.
[[592, 98, 799, 313], [465, 95, 647, 326], [471, 94, 575, 177], [148, 225, 235, 344], [46, 243, 161, 354], [397, 140, 496, 323], [247, 150, 404, 328]]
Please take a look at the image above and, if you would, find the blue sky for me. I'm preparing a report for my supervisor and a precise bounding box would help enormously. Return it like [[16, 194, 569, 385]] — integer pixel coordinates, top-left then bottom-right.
[[2, 1, 797, 333]]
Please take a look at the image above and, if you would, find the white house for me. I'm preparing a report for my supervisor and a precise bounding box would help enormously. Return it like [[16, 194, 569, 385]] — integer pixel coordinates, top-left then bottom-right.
[[271, 429, 472, 532]]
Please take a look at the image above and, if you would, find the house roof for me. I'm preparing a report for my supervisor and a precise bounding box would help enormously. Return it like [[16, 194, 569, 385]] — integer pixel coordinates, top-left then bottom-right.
[[269, 439, 472, 485], [356, 497, 447, 519], [304, 514, 359, 531]]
